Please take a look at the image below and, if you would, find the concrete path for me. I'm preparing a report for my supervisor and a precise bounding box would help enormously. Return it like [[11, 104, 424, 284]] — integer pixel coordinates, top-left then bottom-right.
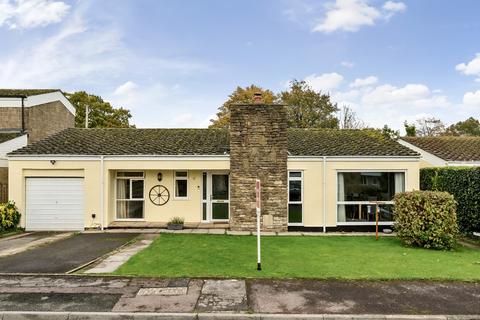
[[0, 233, 139, 273], [84, 238, 153, 274], [0, 232, 72, 257], [0, 275, 478, 316]]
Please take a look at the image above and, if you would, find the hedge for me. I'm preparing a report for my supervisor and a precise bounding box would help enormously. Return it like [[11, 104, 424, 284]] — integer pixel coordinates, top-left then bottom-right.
[[420, 167, 480, 234], [0, 201, 21, 232], [394, 191, 458, 250]]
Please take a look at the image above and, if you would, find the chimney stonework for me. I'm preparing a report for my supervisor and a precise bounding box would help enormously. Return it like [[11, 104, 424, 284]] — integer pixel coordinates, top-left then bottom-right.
[[229, 104, 288, 231]]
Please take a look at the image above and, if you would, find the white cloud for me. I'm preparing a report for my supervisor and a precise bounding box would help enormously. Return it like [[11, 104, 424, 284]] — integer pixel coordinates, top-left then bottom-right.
[[383, 1, 406, 12], [456, 53, 480, 81], [304, 72, 344, 91], [340, 61, 355, 68], [349, 75, 378, 88], [0, 0, 70, 29], [312, 0, 406, 33], [360, 83, 451, 110], [463, 90, 480, 107]]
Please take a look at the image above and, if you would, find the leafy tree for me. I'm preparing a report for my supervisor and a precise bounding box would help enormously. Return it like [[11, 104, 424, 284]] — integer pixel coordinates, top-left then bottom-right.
[[338, 106, 365, 129], [445, 117, 480, 136], [280, 80, 339, 129], [210, 82, 340, 129], [209, 85, 277, 128], [67, 91, 134, 128], [415, 117, 445, 137], [404, 121, 416, 137], [380, 124, 400, 140]]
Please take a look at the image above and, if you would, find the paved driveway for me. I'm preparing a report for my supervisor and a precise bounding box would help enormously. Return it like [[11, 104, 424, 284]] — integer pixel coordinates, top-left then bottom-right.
[[0, 233, 138, 273]]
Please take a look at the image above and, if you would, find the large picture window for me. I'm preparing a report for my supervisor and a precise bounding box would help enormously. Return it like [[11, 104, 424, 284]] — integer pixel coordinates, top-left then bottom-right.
[[116, 171, 144, 219], [288, 171, 303, 225], [337, 171, 405, 224]]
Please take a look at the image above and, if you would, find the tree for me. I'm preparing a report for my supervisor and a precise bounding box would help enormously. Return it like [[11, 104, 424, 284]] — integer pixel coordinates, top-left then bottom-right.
[[280, 80, 339, 129], [404, 121, 416, 137], [67, 91, 134, 128], [445, 117, 480, 136], [209, 85, 277, 128], [415, 117, 445, 137], [380, 124, 400, 140], [338, 106, 365, 129]]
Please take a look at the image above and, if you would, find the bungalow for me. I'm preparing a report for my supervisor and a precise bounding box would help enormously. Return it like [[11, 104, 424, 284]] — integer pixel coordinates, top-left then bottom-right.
[[8, 103, 420, 232], [399, 136, 480, 167]]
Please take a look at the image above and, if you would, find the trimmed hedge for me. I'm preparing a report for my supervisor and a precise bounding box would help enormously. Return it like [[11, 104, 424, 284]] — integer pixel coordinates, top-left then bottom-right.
[[420, 167, 480, 234], [0, 201, 21, 232], [394, 191, 458, 250]]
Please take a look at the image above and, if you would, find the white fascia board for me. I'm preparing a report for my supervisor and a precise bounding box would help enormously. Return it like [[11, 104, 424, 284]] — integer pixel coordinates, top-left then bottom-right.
[[398, 139, 447, 167], [289, 156, 420, 162], [0, 134, 28, 160], [446, 161, 480, 167], [26, 92, 76, 115], [7, 154, 230, 161], [0, 91, 75, 116]]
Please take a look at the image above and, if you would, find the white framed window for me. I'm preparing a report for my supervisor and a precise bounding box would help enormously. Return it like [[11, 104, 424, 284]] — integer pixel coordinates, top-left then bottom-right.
[[288, 171, 303, 225], [116, 171, 145, 220], [337, 170, 405, 225], [174, 171, 188, 199]]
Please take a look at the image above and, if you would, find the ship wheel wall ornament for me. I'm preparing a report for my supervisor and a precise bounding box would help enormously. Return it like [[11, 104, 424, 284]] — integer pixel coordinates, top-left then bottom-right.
[[149, 185, 170, 206]]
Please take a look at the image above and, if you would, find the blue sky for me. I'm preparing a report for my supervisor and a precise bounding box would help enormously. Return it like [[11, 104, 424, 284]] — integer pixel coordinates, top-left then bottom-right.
[[1, 0, 480, 131]]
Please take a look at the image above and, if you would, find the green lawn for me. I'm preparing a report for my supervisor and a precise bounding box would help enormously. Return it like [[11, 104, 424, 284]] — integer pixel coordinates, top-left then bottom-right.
[[114, 234, 480, 280]]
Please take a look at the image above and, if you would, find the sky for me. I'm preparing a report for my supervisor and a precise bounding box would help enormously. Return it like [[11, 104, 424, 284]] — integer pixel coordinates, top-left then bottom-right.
[[0, 0, 480, 131]]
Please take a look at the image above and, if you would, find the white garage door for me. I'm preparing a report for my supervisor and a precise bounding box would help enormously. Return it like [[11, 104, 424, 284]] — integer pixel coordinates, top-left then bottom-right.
[[26, 177, 85, 231]]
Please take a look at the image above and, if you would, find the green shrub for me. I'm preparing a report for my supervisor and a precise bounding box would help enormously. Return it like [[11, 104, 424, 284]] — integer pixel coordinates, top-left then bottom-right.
[[420, 167, 480, 234], [0, 201, 21, 232], [394, 191, 458, 250]]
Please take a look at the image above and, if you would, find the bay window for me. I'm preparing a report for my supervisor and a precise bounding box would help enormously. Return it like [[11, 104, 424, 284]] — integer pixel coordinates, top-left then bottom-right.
[[337, 171, 405, 224]]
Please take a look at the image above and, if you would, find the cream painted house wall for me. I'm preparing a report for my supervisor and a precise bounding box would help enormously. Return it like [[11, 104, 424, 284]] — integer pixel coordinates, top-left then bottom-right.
[[288, 159, 419, 227], [9, 157, 419, 229]]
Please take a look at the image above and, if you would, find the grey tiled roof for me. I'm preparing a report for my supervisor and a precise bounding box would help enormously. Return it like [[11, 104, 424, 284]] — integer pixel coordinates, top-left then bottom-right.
[[288, 129, 418, 157], [402, 136, 480, 161], [0, 89, 59, 97], [0, 132, 23, 144], [9, 128, 418, 157]]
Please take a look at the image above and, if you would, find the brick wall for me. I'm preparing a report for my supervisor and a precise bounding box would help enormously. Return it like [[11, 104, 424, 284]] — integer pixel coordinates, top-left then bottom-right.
[[229, 104, 288, 232], [0, 167, 8, 202], [0, 107, 22, 130], [26, 101, 75, 143]]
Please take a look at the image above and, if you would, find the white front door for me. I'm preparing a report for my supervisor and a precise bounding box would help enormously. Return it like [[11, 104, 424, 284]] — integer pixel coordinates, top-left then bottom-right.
[[202, 172, 229, 222], [25, 177, 84, 231]]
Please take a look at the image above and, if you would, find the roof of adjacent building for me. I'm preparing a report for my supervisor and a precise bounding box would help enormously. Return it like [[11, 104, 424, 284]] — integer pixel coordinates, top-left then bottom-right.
[[8, 128, 418, 157], [0, 132, 23, 144], [402, 136, 480, 162], [0, 89, 60, 97]]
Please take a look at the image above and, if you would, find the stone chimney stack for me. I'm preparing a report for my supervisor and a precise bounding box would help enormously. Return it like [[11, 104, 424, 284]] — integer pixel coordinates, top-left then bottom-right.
[[229, 97, 288, 232]]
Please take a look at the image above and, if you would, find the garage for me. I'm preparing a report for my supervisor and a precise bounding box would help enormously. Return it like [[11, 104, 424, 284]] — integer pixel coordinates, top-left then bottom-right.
[[25, 177, 85, 231]]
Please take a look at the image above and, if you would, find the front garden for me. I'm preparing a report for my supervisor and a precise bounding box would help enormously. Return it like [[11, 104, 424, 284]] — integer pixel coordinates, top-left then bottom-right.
[[114, 234, 480, 280]]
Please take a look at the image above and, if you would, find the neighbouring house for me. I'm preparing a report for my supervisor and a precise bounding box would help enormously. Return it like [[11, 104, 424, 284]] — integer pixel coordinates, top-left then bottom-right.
[[399, 136, 480, 167], [0, 89, 75, 201], [8, 102, 420, 232]]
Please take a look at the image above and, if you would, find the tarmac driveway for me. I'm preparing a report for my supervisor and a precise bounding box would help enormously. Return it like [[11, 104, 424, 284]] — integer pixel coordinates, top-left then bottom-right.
[[0, 233, 138, 274]]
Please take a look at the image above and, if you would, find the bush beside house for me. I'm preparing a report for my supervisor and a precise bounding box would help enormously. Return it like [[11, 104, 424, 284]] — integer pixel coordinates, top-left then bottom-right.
[[420, 167, 480, 234], [0, 201, 21, 233], [394, 191, 458, 250]]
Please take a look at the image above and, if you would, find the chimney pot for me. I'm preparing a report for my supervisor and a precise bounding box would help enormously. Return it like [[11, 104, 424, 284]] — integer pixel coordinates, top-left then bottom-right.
[[253, 92, 263, 104]]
